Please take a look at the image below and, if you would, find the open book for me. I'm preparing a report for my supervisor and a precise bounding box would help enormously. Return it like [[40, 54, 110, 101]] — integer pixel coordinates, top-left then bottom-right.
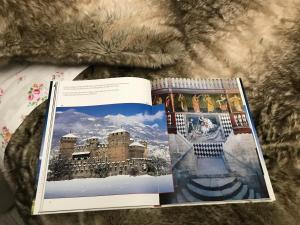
[[32, 77, 275, 214]]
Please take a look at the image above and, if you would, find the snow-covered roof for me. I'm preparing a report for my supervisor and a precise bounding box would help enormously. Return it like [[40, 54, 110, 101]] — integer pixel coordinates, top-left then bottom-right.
[[72, 151, 90, 155], [62, 133, 77, 138], [87, 136, 99, 140], [129, 142, 145, 148], [110, 128, 127, 134]]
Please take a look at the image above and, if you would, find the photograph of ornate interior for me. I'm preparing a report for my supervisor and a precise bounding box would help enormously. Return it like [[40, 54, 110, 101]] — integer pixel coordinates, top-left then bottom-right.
[[152, 79, 270, 204]]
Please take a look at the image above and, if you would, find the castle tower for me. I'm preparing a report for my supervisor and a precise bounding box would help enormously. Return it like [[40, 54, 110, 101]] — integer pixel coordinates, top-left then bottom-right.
[[97, 143, 108, 160], [107, 129, 131, 162], [59, 133, 78, 159], [140, 141, 148, 158], [129, 142, 145, 159], [86, 137, 99, 157]]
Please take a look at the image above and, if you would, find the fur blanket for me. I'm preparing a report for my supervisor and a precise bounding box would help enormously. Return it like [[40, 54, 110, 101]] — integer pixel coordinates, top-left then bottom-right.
[[1, 0, 300, 225]]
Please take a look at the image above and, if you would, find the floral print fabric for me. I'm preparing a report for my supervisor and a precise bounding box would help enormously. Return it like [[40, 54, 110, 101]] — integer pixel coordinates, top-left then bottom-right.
[[0, 63, 87, 167]]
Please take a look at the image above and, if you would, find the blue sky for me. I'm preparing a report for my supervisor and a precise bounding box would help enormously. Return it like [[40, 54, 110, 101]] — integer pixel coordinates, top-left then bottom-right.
[[56, 103, 167, 129]]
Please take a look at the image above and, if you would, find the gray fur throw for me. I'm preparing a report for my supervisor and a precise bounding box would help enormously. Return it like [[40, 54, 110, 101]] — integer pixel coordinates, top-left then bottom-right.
[[1, 0, 300, 225], [0, 0, 183, 67]]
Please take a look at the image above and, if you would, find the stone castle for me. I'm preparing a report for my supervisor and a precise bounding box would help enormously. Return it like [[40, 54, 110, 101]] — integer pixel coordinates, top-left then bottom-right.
[[48, 129, 152, 180], [59, 128, 148, 161]]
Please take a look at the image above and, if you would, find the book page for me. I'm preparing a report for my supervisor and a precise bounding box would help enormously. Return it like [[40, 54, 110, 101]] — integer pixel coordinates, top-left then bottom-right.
[[56, 77, 152, 107], [34, 77, 174, 214], [151, 78, 275, 206]]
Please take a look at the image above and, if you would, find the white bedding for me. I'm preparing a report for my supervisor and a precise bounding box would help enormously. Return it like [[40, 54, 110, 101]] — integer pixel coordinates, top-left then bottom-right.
[[0, 63, 87, 167]]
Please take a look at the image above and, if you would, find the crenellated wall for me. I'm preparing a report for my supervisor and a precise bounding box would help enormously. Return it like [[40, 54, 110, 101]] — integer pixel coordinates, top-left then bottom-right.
[[47, 157, 154, 181]]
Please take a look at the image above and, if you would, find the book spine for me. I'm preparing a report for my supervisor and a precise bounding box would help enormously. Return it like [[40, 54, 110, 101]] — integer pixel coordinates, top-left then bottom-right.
[[32, 81, 59, 214], [31, 81, 54, 214]]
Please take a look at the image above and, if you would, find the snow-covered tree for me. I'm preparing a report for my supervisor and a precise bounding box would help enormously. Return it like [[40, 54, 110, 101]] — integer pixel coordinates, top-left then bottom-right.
[[94, 163, 110, 178], [146, 156, 170, 176], [48, 158, 72, 181]]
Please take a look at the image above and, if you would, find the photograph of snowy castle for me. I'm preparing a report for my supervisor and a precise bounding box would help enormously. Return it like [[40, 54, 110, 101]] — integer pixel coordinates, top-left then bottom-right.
[[152, 78, 271, 204], [44, 103, 173, 199]]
